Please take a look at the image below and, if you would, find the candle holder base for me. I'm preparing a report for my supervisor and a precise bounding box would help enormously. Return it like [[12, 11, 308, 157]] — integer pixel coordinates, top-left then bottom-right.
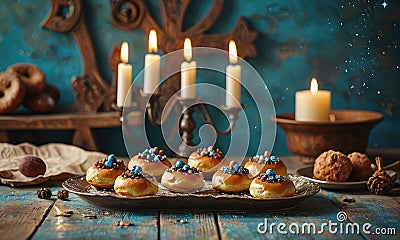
[[176, 97, 200, 157]]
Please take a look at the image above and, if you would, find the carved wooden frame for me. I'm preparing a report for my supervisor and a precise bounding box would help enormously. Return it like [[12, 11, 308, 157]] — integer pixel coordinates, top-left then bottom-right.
[[41, 0, 258, 112]]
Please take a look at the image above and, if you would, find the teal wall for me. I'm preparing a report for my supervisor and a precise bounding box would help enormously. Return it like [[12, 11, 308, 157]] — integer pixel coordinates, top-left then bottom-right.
[[0, 0, 399, 156]]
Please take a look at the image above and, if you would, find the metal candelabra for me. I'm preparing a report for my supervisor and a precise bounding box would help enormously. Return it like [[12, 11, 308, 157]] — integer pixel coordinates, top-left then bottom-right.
[[141, 91, 245, 157]]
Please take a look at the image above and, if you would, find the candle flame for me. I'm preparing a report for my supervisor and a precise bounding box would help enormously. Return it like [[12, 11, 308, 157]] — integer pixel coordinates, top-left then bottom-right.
[[120, 42, 129, 63], [310, 77, 318, 95], [184, 38, 192, 61], [148, 29, 157, 53], [229, 40, 238, 64]]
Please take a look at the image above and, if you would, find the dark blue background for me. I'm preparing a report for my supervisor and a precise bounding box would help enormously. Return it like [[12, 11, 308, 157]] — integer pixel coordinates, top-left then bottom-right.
[[0, 0, 399, 156]]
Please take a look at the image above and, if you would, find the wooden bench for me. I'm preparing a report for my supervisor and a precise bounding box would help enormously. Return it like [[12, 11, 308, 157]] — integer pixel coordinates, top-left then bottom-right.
[[0, 111, 142, 151]]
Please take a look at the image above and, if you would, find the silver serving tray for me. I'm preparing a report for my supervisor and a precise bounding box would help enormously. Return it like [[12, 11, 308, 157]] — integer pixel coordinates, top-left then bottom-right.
[[62, 175, 320, 211]]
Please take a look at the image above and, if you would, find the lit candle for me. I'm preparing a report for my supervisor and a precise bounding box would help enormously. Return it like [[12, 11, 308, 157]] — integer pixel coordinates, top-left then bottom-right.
[[295, 77, 331, 121], [226, 40, 241, 108], [180, 38, 196, 99], [143, 29, 161, 94], [117, 42, 132, 107]]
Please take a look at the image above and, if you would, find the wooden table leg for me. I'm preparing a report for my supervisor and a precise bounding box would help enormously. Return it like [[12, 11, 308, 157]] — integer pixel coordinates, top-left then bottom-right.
[[72, 127, 97, 151]]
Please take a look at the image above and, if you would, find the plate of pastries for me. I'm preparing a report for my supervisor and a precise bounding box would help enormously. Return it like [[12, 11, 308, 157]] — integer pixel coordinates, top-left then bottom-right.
[[297, 150, 396, 190], [63, 146, 320, 211]]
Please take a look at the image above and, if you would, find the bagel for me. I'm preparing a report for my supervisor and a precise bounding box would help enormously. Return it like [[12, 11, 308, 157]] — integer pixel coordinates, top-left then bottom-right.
[[7, 63, 46, 96], [0, 71, 25, 114]]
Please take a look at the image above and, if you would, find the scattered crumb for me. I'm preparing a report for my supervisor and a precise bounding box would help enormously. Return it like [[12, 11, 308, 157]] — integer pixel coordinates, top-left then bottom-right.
[[343, 197, 356, 203], [115, 221, 134, 227], [54, 206, 73, 217]]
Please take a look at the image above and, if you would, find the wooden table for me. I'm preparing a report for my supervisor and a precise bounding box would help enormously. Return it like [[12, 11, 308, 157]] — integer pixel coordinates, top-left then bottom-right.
[[1, 156, 399, 240]]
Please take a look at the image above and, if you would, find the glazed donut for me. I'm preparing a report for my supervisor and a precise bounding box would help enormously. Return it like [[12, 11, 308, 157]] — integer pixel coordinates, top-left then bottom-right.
[[7, 63, 46, 96], [128, 147, 172, 178], [187, 146, 226, 176], [86, 154, 127, 189], [249, 169, 296, 198], [0, 71, 25, 114], [245, 152, 287, 178], [114, 166, 158, 197], [161, 160, 204, 193], [212, 161, 252, 193]]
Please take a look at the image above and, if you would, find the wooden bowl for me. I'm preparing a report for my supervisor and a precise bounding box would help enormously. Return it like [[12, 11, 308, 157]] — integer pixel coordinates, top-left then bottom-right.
[[272, 110, 383, 158]]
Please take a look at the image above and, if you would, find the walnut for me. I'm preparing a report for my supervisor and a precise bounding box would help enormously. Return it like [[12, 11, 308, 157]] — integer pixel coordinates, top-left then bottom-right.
[[37, 188, 52, 199], [57, 190, 69, 200]]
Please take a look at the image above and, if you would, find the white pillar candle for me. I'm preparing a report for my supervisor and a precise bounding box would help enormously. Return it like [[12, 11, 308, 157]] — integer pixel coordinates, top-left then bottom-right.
[[226, 40, 241, 108], [181, 38, 196, 99], [143, 29, 161, 94], [295, 78, 331, 122], [117, 42, 132, 107]]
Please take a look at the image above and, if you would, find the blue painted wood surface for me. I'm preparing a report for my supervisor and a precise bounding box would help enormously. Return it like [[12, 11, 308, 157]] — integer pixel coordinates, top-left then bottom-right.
[[0, 0, 399, 156], [2, 185, 399, 239], [32, 190, 158, 240], [0, 157, 399, 239], [160, 212, 218, 240]]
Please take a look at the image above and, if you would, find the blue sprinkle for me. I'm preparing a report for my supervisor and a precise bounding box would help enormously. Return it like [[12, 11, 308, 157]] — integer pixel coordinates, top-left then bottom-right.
[[268, 176, 276, 181], [133, 170, 139, 175], [176, 160, 185, 168], [135, 166, 142, 172], [149, 148, 154, 153], [222, 166, 230, 173], [105, 160, 113, 168], [154, 155, 160, 162], [259, 155, 265, 161], [266, 169, 276, 177], [233, 163, 240, 171], [269, 156, 277, 161], [107, 154, 116, 163], [130, 166, 137, 172], [208, 150, 215, 156], [146, 155, 152, 161], [143, 149, 149, 154], [183, 165, 190, 171]]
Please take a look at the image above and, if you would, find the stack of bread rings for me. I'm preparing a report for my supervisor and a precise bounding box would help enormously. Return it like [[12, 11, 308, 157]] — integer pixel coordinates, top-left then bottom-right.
[[0, 63, 59, 114]]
